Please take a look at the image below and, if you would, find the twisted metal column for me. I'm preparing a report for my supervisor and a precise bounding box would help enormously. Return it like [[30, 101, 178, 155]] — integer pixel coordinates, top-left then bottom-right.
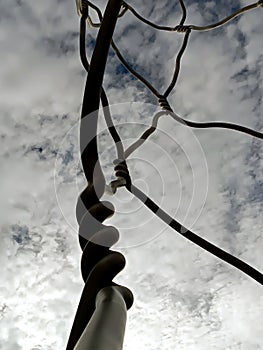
[[66, 1, 133, 349]]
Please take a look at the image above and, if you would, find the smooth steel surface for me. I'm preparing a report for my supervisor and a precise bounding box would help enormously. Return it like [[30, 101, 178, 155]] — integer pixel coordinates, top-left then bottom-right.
[[73, 287, 128, 350]]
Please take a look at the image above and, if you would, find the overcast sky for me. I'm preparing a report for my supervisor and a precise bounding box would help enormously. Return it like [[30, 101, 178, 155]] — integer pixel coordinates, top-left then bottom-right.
[[0, 0, 262, 349]]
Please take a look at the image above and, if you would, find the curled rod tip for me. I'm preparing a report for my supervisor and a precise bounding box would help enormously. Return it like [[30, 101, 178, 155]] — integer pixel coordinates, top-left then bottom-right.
[[76, 0, 89, 16]]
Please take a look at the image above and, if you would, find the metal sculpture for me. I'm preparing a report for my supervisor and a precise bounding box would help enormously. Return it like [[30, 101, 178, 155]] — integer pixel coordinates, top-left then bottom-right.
[[67, 0, 263, 348]]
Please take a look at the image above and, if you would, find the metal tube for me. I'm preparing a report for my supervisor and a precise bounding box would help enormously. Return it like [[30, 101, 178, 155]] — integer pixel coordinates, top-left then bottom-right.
[[73, 287, 128, 350], [66, 1, 133, 349], [80, 0, 123, 188]]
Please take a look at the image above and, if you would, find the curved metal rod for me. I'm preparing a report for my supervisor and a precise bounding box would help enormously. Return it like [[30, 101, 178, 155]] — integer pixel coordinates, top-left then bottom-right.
[[124, 109, 263, 158], [178, 0, 187, 25], [190, 2, 260, 31], [80, 15, 125, 160], [107, 154, 263, 286], [82, 0, 263, 160], [84, 1, 161, 97], [87, 0, 103, 20], [80, 0, 123, 187], [100, 91, 125, 160], [164, 28, 191, 98], [122, 1, 261, 32], [111, 40, 161, 97], [128, 184, 263, 285], [121, 1, 176, 31], [82, 0, 263, 108], [84, 1, 190, 99]]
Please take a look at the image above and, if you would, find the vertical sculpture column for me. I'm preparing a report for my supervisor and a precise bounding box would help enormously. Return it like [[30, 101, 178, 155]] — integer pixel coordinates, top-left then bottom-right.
[[66, 1, 133, 349], [73, 287, 129, 350]]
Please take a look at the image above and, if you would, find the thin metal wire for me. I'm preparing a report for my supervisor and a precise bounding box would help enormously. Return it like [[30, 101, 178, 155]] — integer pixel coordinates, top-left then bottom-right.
[[111, 40, 161, 97], [85, 1, 191, 101], [86, 0, 263, 179], [107, 151, 263, 285], [190, 2, 261, 32], [79, 14, 125, 160], [121, 1, 176, 31], [178, 0, 187, 25], [124, 109, 263, 158], [85, 1, 163, 98], [87, 0, 102, 20], [122, 1, 261, 32], [81, 0, 263, 110]]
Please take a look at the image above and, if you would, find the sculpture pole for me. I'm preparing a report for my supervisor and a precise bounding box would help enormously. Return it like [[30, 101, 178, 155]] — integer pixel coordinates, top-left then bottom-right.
[[66, 1, 133, 349], [73, 287, 129, 350]]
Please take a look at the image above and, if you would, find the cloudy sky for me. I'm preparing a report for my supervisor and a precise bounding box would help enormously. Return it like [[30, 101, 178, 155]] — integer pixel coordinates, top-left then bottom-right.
[[0, 0, 262, 349]]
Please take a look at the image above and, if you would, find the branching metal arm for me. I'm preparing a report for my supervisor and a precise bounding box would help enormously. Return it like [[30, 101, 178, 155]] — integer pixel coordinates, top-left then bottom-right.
[[128, 185, 263, 285], [124, 110, 263, 158], [121, 1, 262, 32]]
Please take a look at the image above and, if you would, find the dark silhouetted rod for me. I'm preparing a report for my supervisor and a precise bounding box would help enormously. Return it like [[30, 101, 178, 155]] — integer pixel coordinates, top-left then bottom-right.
[[66, 1, 133, 350]]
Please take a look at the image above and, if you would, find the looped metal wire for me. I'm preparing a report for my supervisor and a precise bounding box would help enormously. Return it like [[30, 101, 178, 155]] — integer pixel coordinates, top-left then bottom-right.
[[158, 95, 173, 112], [109, 159, 131, 193], [174, 25, 191, 33]]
